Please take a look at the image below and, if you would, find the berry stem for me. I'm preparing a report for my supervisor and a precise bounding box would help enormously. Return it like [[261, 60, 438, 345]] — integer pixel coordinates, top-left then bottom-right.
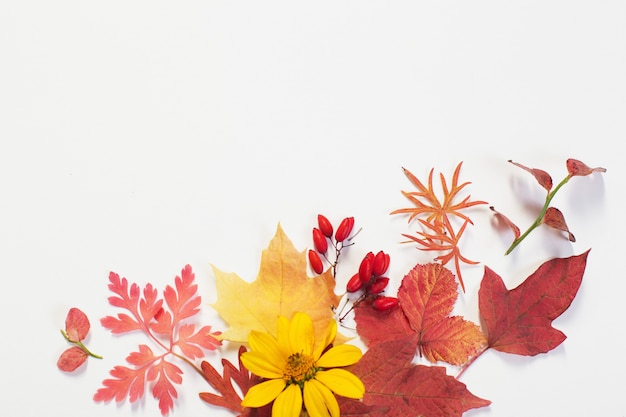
[[60, 329, 103, 359]]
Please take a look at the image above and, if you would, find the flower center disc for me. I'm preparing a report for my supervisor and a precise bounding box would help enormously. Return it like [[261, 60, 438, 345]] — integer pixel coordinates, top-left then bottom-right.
[[284, 352, 315, 383]]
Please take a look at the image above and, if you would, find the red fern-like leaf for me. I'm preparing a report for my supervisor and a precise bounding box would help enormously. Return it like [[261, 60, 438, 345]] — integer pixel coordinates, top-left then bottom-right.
[[95, 265, 222, 416]]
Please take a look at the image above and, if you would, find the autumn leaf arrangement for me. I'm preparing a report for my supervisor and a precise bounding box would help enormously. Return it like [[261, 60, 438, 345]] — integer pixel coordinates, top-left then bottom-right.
[[58, 158, 606, 417]]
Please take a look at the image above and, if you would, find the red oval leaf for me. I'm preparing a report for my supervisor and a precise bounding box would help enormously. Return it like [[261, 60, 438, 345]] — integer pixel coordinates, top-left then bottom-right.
[[543, 207, 575, 242], [566, 158, 607, 177], [65, 307, 90, 342], [57, 346, 88, 372]]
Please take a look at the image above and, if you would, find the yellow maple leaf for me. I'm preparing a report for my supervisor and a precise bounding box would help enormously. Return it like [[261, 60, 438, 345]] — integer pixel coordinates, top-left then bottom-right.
[[210, 224, 342, 348]]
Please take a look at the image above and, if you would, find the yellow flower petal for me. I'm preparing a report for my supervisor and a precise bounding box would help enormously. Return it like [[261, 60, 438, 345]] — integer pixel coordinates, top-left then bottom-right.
[[315, 369, 365, 399], [241, 351, 284, 379], [249, 330, 286, 364], [316, 344, 362, 368], [289, 312, 314, 355], [272, 383, 303, 417], [313, 319, 337, 360], [241, 378, 286, 407], [303, 379, 340, 417]]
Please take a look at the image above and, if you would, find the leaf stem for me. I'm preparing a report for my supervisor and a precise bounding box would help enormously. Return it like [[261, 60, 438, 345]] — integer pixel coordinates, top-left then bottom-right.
[[60, 329, 103, 359], [171, 351, 204, 377], [504, 174, 572, 255], [456, 345, 488, 380]]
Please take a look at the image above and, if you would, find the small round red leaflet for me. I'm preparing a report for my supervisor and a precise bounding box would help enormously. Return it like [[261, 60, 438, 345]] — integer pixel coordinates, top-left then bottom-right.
[[308, 249, 324, 274], [367, 277, 389, 294], [372, 296, 399, 311], [57, 346, 88, 372], [312, 228, 328, 254], [317, 214, 334, 237], [335, 217, 354, 242], [346, 273, 363, 293], [65, 307, 90, 342]]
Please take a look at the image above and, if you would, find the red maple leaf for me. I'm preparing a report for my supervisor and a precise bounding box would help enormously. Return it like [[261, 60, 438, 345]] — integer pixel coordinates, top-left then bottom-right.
[[352, 337, 490, 417], [198, 345, 272, 417], [355, 263, 486, 366], [478, 250, 589, 355], [94, 265, 222, 416]]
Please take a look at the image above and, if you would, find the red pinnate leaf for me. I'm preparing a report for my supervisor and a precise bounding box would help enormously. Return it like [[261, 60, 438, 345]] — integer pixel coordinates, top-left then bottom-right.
[[199, 345, 270, 416], [353, 338, 490, 417], [543, 207, 575, 242], [509, 160, 553, 192], [174, 324, 222, 359], [57, 346, 88, 372], [65, 307, 90, 342], [478, 250, 589, 355], [150, 361, 183, 416], [164, 264, 201, 323], [100, 272, 143, 334], [566, 158, 607, 177]]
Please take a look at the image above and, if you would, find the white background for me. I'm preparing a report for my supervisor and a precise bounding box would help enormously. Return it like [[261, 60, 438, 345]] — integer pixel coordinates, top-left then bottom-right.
[[1, 1, 624, 416]]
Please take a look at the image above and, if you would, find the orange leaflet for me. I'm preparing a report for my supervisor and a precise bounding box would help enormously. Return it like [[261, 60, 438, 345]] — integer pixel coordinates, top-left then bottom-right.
[[351, 337, 490, 417], [94, 265, 222, 416], [355, 263, 486, 366], [479, 250, 589, 355]]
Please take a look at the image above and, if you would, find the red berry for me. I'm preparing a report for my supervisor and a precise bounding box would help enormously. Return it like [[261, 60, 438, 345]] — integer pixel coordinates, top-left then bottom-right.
[[312, 228, 328, 254], [367, 277, 389, 294], [358, 253, 373, 283], [335, 217, 354, 242], [372, 251, 390, 276], [308, 250, 324, 274], [346, 273, 363, 292], [373, 296, 399, 311], [317, 214, 334, 238]]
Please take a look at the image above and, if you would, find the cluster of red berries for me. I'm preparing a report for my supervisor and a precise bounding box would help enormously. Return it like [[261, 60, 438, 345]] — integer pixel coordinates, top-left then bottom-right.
[[308, 214, 355, 276], [308, 214, 399, 316], [347, 251, 398, 312]]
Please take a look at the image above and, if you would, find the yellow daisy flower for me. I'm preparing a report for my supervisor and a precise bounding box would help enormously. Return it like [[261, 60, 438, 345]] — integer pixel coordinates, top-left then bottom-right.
[[241, 312, 365, 417]]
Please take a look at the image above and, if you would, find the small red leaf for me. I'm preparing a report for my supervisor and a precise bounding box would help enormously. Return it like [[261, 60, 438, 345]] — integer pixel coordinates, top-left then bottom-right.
[[490, 206, 521, 240], [57, 346, 88, 372], [65, 307, 90, 342], [509, 160, 553, 192], [566, 158, 607, 177], [543, 207, 575, 242], [479, 250, 589, 355]]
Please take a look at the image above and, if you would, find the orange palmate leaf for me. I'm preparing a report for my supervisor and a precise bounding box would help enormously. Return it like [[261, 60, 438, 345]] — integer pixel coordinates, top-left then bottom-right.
[[391, 162, 487, 291], [210, 224, 342, 349], [356, 263, 486, 366], [391, 162, 487, 231]]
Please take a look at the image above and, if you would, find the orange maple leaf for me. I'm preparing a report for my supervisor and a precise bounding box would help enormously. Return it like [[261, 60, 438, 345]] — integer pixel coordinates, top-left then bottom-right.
[[355, 263, 486, 366], [210, 224, 342, 349]]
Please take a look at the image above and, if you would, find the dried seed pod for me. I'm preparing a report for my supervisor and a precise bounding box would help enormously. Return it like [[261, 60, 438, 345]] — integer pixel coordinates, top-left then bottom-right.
[[358, 252, 374, 283], [312, 228, 328, 254], [335, 217, 355, 242], [308, 249, 324, 274], [372, 251, 390, 276], [372, 296, 399, 312], [317, 214, 334, 238], [367, 277, 389, 294], [346, 273, 363, 293]]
